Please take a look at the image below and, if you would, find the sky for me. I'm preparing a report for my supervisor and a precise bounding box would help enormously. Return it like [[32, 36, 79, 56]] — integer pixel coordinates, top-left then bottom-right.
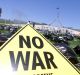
[[0, 0, 80, 29]]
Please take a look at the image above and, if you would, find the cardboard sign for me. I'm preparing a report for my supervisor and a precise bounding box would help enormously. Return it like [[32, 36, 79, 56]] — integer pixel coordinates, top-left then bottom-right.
[[0, 25, 80, 75]]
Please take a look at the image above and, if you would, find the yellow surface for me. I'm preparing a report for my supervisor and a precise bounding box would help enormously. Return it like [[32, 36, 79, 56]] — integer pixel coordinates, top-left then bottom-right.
[[0, 24, 80, 75]]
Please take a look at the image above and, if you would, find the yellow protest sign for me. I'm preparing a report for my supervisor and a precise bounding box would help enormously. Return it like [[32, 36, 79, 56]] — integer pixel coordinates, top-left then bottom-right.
[[0, 25, 80, 75]]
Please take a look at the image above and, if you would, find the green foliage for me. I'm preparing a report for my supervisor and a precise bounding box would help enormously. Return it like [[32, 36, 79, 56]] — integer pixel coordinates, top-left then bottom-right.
[[0, 30, 9, 33], [0, 19, 14, 24], [68, 38, 80, 49]]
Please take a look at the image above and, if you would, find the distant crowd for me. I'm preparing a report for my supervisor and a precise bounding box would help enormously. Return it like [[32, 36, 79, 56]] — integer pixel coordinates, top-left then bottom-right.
[[0, 24, 20, 46]]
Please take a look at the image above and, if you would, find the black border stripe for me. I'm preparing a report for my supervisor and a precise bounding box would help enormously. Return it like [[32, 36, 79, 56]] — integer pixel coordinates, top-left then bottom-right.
[[0, 24, 80, 74]]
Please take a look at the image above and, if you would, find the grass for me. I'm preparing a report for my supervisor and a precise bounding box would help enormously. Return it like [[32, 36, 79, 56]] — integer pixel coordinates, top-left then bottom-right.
[[68, 38, 80, 59], [0, 30, 9, 33], [68, 38, 80, 49]]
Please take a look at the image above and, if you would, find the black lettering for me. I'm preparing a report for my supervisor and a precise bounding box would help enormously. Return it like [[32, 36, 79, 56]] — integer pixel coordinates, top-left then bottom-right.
[[19, 35, 31, 48], [9, 51, 30, 71], [33, 73, 53, 75], [32, 51, 46, 70], [44, 52, 57, 69], [32, 36, 44, 49]]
